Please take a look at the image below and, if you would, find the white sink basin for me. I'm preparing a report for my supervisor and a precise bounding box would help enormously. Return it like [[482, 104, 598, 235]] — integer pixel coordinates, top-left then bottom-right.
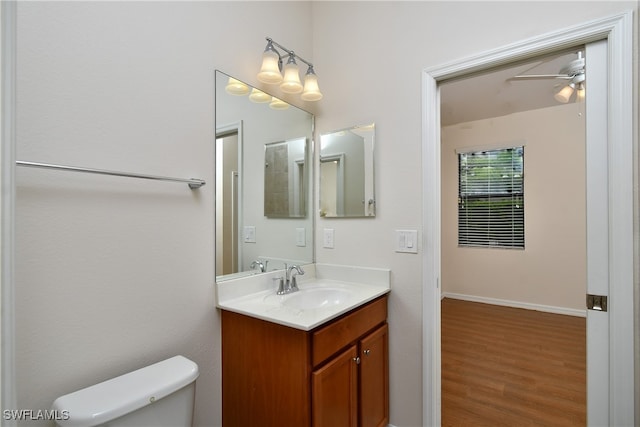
[[282, 287, 356, 310], [217, 266, 391, 330]]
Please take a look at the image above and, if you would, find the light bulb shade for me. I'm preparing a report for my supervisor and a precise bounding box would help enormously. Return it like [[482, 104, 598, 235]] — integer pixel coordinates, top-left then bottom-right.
[[257, 45, 283, 84], [225, 77, 250, 96], [280, 56, 303, 94], [269, 96, 289, 110], [554, 83, 575, 103], [301, 68, 323, 101], [249, 88, 271, 103]]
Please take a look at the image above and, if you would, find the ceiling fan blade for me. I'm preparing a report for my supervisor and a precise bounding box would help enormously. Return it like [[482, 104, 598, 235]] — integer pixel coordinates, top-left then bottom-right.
[[509, 74, 572, 81]]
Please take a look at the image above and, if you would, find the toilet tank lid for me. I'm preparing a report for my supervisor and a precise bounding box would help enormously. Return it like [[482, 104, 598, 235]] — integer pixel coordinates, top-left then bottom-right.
[[51, 355, 199, 427]]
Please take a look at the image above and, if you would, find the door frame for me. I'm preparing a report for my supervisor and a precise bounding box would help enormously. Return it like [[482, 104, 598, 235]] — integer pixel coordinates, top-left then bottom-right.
[[216, 121, 244, 275], [421, 11, 634, 426], [1, 0, 17, 420]]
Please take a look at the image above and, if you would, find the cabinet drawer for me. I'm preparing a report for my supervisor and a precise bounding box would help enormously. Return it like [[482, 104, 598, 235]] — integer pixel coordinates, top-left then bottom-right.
[[312, 296, 387, 367]]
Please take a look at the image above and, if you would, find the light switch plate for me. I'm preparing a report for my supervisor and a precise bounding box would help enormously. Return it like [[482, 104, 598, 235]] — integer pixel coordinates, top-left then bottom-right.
[[396, 229, 418, 253], [244, 226, 256, 243]]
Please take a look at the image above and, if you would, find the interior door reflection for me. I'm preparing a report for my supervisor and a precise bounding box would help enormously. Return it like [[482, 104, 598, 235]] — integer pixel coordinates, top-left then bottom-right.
[[216, 133, 239, 276], [320, 155, 344, 217]]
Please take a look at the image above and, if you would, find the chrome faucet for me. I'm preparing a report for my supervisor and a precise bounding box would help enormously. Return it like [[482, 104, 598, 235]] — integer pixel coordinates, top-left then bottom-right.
[[286, 264, 304, 292], [276, 264, 305, 295], [250, 259, 267, 273]]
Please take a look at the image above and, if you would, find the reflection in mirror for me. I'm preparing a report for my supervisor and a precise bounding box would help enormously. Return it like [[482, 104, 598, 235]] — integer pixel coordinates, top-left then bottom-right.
[[215, 71, 314, 282], [264, 137, 307, 218], [320, 123, 375, 217]]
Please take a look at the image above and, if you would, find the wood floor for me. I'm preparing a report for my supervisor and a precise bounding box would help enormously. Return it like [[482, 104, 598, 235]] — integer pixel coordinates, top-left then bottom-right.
[[441, 298, 586, 426]]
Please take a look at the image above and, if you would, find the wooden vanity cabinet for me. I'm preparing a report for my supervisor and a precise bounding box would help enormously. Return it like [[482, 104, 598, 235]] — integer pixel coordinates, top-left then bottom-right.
[[312, 323, 389, 427], [312, 344, 359, 427], [221, 295, 389, 427], [358, 323, 389, 427]]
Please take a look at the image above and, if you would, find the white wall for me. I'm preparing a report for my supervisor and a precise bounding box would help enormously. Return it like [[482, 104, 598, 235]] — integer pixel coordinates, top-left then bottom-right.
[[11, 2, 637, 427], [14, 2, 312, 425], [441, 103, 586, 313], [310, 2, 636, 425]]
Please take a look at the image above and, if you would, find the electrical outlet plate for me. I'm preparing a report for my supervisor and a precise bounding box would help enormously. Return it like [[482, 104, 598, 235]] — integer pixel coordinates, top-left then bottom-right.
[[323, 228, 334, 248], [296, 228, 306, 247]]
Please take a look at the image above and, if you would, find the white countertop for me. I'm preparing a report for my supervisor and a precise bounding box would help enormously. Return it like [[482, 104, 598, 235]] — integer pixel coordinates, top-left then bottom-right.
[[216, 263, 391, 331]]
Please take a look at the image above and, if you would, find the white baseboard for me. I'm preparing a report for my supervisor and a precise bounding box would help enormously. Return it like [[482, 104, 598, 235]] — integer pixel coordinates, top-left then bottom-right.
[[441, 292, 586, 318]]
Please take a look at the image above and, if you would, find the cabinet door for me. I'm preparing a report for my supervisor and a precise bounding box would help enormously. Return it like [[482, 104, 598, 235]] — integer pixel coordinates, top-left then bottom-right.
[[312, 345, 358, 427], [360, 323, 389, 427]]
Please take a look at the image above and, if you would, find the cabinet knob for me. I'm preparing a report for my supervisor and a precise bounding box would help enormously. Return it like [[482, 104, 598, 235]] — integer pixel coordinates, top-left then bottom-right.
[[353, 357, 361, 365], [364, 349, 371, 356]]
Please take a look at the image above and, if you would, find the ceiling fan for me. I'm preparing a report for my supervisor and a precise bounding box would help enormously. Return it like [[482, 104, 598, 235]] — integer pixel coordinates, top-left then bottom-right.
[[511, 51, 585, 103]]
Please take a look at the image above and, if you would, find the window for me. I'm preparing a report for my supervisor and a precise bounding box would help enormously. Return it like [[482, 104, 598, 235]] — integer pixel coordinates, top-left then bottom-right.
[[458, 146, 524, 248]]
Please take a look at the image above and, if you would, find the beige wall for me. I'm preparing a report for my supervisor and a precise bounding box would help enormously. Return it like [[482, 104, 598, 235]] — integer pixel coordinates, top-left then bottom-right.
[[441, 103, 587, 313], [311, 2, 635, 425], [14, 2, 312, 425]]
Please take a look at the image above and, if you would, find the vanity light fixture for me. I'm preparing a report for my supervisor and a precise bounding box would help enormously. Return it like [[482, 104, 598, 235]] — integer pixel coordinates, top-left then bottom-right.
[[225, 77, 250, 96], [269, 96, 289, 110], [281, 55, 303, 94], [257, 40, 283, 84], [257, 37, 323, 101], [249, 88, 271, 103]]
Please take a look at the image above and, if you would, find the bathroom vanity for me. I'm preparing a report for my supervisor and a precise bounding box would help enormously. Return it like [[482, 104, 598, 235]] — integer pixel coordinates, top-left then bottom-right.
[[217, 264, 390, 427]]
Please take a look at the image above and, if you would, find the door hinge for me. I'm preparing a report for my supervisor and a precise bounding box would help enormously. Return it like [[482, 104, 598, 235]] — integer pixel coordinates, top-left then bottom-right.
[[586, 294, 608, 312]]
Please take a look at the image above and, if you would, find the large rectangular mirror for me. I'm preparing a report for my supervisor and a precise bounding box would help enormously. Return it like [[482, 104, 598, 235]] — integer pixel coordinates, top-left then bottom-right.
[[215, 71, 314, 281], [320, 123, 376, 217]]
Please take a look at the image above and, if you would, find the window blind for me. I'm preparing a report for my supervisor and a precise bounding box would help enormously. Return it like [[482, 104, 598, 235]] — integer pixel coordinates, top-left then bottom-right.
[[458, 146, 524, 248]]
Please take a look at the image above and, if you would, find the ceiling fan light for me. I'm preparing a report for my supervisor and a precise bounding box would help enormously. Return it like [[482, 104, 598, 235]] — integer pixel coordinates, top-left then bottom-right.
[[576, 82, 585, 103], [554, 83, 575, 103]]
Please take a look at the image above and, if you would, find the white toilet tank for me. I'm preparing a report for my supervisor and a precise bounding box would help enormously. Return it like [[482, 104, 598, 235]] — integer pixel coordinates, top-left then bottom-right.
[[51, 355, 199, 427]]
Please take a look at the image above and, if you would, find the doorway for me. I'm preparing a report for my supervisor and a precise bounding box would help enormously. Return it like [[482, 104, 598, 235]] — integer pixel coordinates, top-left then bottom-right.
[[438, 47, 588, 424], [421, 12, 634, 426]]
